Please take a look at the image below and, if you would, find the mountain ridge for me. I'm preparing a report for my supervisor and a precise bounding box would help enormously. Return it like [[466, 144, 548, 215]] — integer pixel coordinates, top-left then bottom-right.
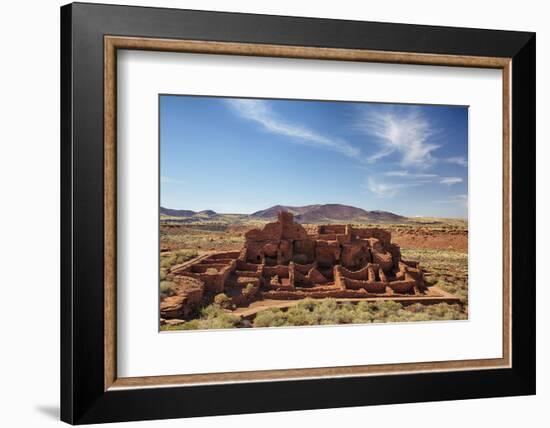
[[161, 204, 407, 224]]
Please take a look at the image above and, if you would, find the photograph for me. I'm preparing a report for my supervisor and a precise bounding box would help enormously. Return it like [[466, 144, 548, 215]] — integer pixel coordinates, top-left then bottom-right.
[[159, 95, 469, 330], [54, 2, 536, 424]]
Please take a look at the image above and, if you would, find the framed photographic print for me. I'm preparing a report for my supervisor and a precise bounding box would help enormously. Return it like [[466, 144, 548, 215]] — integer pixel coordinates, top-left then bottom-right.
[[60, 2, 536, 424]]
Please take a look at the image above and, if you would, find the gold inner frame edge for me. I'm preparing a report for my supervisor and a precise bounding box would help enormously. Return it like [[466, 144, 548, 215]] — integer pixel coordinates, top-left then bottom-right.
[[104, 36, 512, 391]]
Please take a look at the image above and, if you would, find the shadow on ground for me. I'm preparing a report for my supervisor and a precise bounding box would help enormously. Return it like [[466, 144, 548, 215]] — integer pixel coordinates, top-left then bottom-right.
[[35, 405, 59, 420]]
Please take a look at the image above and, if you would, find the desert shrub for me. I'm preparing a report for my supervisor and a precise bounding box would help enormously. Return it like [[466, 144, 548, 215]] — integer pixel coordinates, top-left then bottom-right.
[[243, 283, 257, 298], [160, 224, 244, 252], [213, 293, 234, 310], [296, 298, 317, 312], [160, 249, 199, 270], [437, 280, 468, 304], [161, 297, 467, 331], [424, 276, 439, 286], [177, 320, 201, 330], [410, 312, 432, 322], [352, 310, 375, 324], [162, 304, 240, 331], [195, 313, 240, 329], [200, 303, 240, 328], [356, 301, 377, 314], [201, 303, 226, 318], [160, 280, 177, 298], [175, 249, 199, 263], [370, 300, 402, 319], [424, 303, 466, 320], [377, 300, 402, 313], [250, 299, 466, 328], [160, 257, 172, 269], [159, 250, 199, 297], [401, 248, 469, 311], [311, 299, 353, 325], [253, 308, 289, 328], [165, 314, 240, 331], [285, 305, 318, 326]]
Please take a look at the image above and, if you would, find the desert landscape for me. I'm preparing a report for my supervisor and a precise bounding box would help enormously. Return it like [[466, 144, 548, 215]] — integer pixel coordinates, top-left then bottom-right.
[[159, 95, 468, 330], [159, 204, 468, 330]]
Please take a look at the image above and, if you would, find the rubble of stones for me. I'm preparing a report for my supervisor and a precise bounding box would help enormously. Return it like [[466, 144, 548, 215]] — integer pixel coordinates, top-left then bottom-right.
[[161, 211, 427, 321]]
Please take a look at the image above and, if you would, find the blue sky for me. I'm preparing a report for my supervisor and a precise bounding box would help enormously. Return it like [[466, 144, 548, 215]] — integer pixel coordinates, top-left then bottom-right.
[[160, 95, 468, 218]]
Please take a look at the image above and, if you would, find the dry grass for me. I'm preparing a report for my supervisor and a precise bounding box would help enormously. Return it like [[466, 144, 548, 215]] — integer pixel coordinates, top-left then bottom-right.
[[252, 299, 466, 328], [161, 298, 466, 331], [402, 248, 468, 306], [161, 225, 244, 253], [160, 219, 466, 254], [160, 220, 469, 330], [160, 280, 177, 298], [162, 304, 242, 331], [159, 249, 199, 282]]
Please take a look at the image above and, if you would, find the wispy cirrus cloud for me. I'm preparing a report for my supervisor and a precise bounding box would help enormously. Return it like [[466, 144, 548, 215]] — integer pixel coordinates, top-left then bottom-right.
[[442, 156, 468, 167], [374, 171, 463, 193], [434, 194, 468, 207], [225, 99, 466, 202], [357, 107, 441, 169], [226, 99, 360, 158], [384, 170, 438, 179], [440, 177, 463, 186], [365, 177, 420, 198]]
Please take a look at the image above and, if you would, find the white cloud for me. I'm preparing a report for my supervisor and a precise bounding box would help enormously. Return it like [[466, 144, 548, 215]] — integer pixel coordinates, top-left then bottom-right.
[[384, 171, 462, 186], [434, 194, 468, 207], [357, 107, 441, 168], [226, 99, 360, 158], [385, 170, 438, 179], [384, 170, 408, 177], [443, 156, 468, 167], [365, 177, 419, 198], [440, 177, 463, 186]]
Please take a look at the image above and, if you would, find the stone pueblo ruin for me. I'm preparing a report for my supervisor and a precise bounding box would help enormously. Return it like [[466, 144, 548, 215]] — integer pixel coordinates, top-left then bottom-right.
[[161, 212, 460, 323]]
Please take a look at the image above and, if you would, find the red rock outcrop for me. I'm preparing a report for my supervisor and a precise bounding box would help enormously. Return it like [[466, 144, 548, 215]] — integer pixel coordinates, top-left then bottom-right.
[[160, 276, 205, 319]]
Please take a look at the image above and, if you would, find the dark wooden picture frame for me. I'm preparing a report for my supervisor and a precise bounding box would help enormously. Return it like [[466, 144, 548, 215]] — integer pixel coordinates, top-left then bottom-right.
[[61, 2, 535, 424]]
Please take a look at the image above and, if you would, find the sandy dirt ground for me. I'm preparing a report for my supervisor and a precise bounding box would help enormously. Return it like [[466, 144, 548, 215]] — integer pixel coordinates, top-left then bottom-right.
[[392, 230, 467, 251], [161, 224, 468, 253]]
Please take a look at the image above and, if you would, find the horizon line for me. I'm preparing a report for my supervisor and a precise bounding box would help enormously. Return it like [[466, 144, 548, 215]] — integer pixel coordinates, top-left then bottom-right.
[[159, 204, 468, 220]]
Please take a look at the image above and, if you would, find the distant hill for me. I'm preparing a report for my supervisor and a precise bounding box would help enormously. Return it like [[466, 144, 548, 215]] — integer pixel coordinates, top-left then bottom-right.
[[250, 204, 407, 224], [160, 207, 218, 217], [359, 210, 408, 224], [160, 204, 409, 225], [159, 204, 468, 227], [250, 204, 322, 219], [197, 210, 217, 216], [160, 207, 197, 217]]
